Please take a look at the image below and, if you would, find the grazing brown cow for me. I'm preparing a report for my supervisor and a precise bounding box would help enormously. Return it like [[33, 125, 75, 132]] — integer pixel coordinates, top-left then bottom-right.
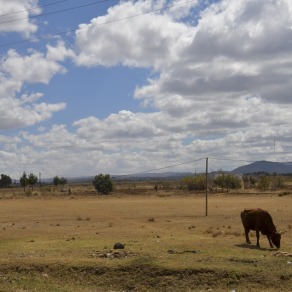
[[241, 208, 281, 248]]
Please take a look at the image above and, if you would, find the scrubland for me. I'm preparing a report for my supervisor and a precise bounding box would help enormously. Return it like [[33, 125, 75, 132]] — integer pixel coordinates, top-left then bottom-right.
[[0, 184, 291, 291]]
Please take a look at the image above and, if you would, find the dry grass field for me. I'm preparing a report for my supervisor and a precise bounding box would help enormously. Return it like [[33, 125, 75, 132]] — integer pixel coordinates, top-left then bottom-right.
[[0, 184, 291, 291]]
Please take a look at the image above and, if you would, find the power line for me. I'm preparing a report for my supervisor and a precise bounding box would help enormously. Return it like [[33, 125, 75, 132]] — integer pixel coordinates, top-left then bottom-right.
[[0, 0, 112, 25], [0, 0, 197, 48], [0, 0, 71, 18], [209, 157, 256, 164], [116, 154, 289, 178], [114, 157, 205, 178]]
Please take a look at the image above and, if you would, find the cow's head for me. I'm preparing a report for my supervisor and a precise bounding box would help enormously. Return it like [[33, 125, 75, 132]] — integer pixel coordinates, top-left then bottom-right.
[[271, 232, 281, 248]]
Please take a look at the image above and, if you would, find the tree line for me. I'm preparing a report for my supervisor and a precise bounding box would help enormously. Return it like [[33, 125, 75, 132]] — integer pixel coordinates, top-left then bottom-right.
[[182, 172, 286, 192], [0, 172, 68, 191], [0, 171, 287, 194]]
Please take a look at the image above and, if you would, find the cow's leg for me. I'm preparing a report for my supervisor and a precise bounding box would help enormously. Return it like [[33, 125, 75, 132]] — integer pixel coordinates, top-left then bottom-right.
[[267, 235, 274, 248], [245, 228, 251, 244], [256, 229, 260, 247]]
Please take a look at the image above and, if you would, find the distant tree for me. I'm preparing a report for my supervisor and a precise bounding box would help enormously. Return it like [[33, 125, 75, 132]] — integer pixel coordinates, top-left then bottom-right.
[[214, 174, 241, 192], [0, 174, 12, 188], [53, 176, 60, 186], [274, 175, 285, 189], [257, 175, 270, 190], [182, 175, 206, 191], [249, 176, 256, 187], [93, 174, 114, 195], [53, 176, 67, 191], [59, 177, 67, 186], [20, 172, 29, 192], [242, 175, 257, 189], [28, 173, 38, 191], [214, 174, 226, 192]]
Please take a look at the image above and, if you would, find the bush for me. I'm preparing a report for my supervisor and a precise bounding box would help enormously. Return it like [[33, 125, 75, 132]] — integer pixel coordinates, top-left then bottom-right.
[[257, 175, 270, 190], [273, 176, 285, 189], [182, 175, 206, 191], [214, 174, 242, 192], [93, 174, 114, 195]]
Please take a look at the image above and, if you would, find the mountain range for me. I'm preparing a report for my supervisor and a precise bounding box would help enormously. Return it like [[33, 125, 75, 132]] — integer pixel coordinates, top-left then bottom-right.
[[232, 161, 292, 174], [36, 161, 292, 184]]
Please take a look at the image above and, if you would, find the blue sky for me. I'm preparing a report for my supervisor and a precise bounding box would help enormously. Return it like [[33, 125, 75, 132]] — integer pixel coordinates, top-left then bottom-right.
[[1, 0, 292, 178]]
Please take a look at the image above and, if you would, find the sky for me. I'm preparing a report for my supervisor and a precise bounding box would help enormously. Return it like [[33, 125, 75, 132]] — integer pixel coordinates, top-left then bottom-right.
[[0, 0, 292, 179]]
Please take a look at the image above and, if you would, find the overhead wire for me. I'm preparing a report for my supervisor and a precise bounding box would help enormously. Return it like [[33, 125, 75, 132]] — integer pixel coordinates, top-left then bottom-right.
[[114, 157, 206, 177], [113, 155, 274, 178], [0, 0, 112, 25], [0, 0, 198, 47], [0, 0, 72, 18], [209, 157, 256, 164]]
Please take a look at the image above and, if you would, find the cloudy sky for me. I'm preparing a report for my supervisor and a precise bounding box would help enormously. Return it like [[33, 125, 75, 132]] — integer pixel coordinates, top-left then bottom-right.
[[0, 0, 292, 179]]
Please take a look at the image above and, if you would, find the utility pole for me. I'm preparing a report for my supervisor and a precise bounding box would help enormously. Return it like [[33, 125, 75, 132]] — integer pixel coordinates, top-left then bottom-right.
[[205, 157, 208, 216], [39, 172, 42, 188]]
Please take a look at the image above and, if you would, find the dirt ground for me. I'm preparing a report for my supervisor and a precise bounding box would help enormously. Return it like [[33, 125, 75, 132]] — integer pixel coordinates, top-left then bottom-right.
[[0, 191, 291, 291]]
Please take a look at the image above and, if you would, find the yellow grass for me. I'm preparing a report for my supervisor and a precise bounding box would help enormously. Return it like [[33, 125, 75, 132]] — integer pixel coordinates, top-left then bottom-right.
[[0, 187, 291, 291]]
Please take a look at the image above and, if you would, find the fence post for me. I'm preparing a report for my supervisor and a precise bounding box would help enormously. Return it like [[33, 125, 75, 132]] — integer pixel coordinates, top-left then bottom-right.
[[205, 157, 208, 216]]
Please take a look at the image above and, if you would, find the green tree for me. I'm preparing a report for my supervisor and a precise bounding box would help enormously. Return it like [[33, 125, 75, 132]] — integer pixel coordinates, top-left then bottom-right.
[[59, 177, 67, 186], [28, 173, 38, 191], [20, 172, 29, 192], [257, 175, 270, 190], [53, 176, 60, 186], [182, 175, 206, 191], [214, 173, 242, 192], [249, 176, 256, 187], [274, 175, 285, 189], [93, 174, 114, 195], [0, 174, 12, 188]]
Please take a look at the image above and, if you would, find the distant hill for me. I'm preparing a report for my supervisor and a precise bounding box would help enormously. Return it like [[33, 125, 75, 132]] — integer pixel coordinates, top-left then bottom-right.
[[30, 162, 292, 185], [232, 161, 292, 174]]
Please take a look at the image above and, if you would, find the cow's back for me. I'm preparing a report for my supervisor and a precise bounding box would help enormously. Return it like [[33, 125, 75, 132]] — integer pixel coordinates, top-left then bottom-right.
[[241, 208, 262, 230], [241, 208, 275, 232]]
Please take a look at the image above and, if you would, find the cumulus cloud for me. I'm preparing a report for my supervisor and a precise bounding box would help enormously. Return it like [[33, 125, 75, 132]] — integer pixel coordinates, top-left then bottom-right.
[[0, 95, 66, 129], [74, 110, 162, 139], [2, 42, 73, 85], [75, 0, 196, 69], [0, 42, 74, 129], [2, 0, 292, 177], [0, 0, 41, 37], [71, 0, 292, 173]]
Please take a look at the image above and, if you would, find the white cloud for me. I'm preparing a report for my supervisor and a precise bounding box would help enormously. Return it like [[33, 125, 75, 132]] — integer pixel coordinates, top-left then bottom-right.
[[0, 0, 41, 37], [2, 48, 66, 84], [2, 0, 292, 177], [74, 110, 161, 139], [75, 0, 195, 70], [0, 42, 74, 129], [0, 95, 66, 129], [71, 0, 292, 174]]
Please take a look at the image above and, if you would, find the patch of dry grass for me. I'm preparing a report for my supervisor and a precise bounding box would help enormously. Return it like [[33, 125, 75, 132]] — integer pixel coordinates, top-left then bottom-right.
[[0, 186, 291, 291]]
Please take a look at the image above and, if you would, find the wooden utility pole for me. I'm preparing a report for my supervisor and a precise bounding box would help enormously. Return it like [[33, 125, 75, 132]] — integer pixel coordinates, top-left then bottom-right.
[[39, 172, 42, 188], [205, 157, 208, 216]]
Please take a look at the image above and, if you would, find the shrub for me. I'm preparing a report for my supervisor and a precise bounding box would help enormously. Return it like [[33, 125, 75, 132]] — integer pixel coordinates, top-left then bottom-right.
[[182, 175, 206, 191], [273, 176, 285, 189], [93, 174, 114, 195], [214, 173, 242, 192], [257, 175, 270, 190]]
